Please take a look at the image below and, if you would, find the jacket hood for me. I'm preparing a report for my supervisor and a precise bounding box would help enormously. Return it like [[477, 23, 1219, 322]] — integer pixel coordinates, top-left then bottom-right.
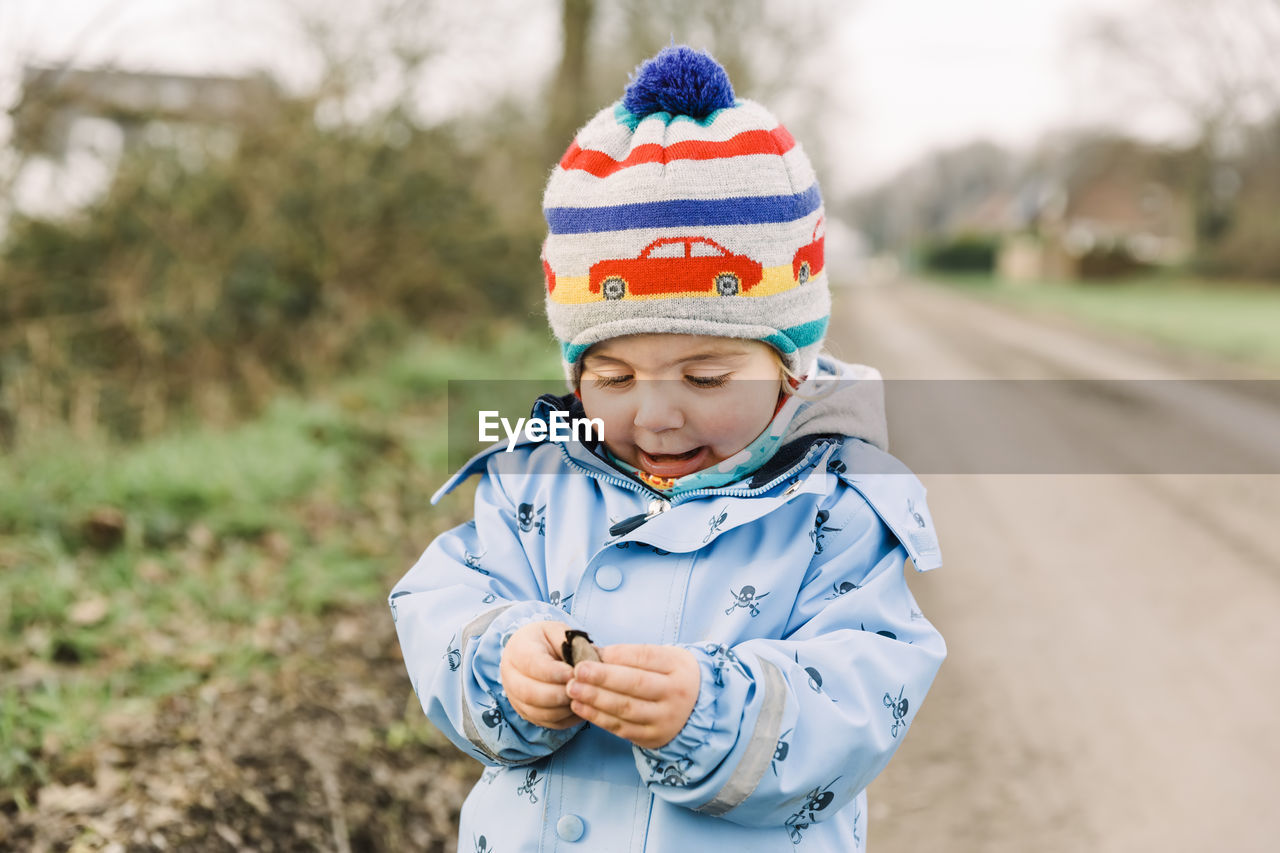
[[786, 355, 887, 452]]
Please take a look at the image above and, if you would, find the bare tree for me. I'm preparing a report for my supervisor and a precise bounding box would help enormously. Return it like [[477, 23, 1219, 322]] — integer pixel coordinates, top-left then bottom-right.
[[540, 0, 844, 181], [1076, 0, 1280, 247], [597, 0, 838, 104], [546, 0, 596, 160]]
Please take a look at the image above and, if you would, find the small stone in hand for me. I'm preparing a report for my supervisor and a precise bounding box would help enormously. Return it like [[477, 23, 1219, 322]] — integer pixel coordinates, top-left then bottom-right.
[[561, 630, 601, 666]]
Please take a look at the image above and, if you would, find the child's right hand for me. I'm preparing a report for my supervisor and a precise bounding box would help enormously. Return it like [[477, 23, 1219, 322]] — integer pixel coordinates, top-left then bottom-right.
[[499, 620, 583, 730]]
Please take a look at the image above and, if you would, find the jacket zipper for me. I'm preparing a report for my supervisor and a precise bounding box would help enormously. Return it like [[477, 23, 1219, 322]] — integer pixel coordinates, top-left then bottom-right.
[[551, 449, 671, 536], [557, 440, 836, 538], [607, 498, 671, 537], [664, 441, 835, 505]]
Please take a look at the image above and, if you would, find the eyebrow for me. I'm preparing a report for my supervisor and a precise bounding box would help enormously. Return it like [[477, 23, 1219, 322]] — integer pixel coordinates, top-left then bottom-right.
[[583, 350, 752, 370]]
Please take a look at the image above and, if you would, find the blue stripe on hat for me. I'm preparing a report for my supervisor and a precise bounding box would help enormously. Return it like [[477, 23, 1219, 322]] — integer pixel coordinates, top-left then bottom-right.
[[545, 185, 822, 235]]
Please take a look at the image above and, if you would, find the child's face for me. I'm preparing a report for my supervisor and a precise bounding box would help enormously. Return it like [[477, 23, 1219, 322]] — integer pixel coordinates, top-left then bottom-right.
[[579, 334, 784, 480]]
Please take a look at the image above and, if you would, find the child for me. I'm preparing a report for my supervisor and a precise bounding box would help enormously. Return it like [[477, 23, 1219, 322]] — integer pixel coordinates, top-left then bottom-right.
[[390, 46, 945, 852]]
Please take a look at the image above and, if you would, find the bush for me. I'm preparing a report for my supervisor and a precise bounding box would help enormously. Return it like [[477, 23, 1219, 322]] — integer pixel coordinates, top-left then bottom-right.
[[1199, 205, 1280, 281], [0, 100, 546, 444], [1077, 243, 1152, 280], [919, 234, 998, 273]]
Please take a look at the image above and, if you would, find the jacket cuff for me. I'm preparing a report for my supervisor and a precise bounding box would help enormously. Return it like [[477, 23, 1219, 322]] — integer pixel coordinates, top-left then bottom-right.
[[468, 601, 585, 755], [633, 643, 737, 788]]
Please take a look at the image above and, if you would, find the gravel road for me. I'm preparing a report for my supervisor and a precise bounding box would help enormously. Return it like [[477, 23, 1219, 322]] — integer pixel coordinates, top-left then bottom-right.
[[836, 280, 1280, 852]]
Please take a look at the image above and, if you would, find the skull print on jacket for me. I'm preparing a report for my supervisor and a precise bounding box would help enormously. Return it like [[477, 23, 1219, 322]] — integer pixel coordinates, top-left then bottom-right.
[[390, 370, 945, 852]]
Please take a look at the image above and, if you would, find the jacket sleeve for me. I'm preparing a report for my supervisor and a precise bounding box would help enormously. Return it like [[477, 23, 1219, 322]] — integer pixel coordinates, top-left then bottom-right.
[[390, 465, 587, 766], [631, 486, 946, 828]]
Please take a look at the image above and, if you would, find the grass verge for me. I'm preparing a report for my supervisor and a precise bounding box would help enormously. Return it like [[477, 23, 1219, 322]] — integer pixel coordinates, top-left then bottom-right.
[[0, 323, 561, 799], [930, 274, 1280, 370]]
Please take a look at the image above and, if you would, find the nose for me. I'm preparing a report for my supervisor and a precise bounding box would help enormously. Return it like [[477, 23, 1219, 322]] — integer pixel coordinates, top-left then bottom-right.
[[632, 381, 684, 433]]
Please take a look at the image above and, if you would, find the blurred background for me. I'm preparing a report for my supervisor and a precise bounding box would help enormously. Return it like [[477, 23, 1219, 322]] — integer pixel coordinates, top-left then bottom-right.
[[1, 1, 1278, 850]]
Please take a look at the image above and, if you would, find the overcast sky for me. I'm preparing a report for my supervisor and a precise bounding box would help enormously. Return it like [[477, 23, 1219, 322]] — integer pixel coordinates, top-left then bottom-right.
[[3, 0, 1166, 193], [835, 0, 1160, 187]]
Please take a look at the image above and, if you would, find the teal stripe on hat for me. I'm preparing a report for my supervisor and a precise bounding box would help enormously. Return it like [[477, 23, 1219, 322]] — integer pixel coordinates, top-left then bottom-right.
[[564, 316, 828, 367], [787, 317, 829, 346], [612, 100, 738, 131], [759, 330, 798, 354], [761, 317, 828, 354]]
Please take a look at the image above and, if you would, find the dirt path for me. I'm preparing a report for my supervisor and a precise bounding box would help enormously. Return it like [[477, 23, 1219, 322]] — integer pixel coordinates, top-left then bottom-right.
[[838, 281, 1280, 852], [1, 606, 479, 852]]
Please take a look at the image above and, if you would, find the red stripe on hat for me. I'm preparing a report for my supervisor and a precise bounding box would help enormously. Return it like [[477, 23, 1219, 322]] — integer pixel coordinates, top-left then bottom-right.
[[559, 126, 797, 177]]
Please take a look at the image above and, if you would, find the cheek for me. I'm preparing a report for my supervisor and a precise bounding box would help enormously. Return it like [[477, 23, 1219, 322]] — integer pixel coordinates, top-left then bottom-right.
[[699, 390, 778, 447], [578, 393, 631, 439]]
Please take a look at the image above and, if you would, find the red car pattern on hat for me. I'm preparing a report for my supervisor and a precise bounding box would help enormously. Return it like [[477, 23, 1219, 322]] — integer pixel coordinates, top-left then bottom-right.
[[792, 217, 825, 285], [542, 254, 557, 294], [589, 237, 764, 300]]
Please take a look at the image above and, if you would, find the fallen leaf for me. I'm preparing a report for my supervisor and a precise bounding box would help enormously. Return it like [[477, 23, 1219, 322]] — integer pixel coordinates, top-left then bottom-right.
[[69, 597, 110, 627], [136, 559, 168, 583], [241, 787, 271, 816], [214, 823, 243, 847], [38, 783, 105, 814], [333, 617, 362, 645], [261, 530, 292, 560], [188, 523, 215, 552]]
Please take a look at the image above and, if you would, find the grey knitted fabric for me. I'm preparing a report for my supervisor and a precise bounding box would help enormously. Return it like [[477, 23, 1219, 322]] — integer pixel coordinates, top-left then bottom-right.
[[541, 48, 830, 380]]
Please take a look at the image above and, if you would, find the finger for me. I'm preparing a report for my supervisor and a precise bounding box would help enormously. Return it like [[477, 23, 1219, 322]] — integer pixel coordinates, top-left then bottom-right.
[[566, 679, 661, 724], [570, 660, 668, 701], [507, 644, 574, 685], [537, 711, 585, 730], [512, 702, 582, 730], [597, 643, 684, 673], [569, 699, 652, 743], [524, 654, 575, 685], [501, 662, 575, 710]]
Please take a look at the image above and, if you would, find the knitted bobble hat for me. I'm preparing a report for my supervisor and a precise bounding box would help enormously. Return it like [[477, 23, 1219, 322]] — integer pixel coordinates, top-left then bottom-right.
[[542, 45, 829, 381]]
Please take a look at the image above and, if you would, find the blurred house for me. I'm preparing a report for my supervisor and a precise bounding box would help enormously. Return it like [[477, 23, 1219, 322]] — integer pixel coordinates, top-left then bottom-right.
[[996, 138, 1195, 282], [852, 135, 1197, 283], [6, 65, 279, 223], [12, 65, 278, 160]]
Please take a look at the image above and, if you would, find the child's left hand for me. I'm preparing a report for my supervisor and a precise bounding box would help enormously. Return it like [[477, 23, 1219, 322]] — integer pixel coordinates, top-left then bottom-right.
[[566, 644, 700, 750]]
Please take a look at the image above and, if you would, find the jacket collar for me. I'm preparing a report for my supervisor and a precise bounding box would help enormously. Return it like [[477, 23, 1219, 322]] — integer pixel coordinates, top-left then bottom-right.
[[531, 392, 841, 500], [432, 391, 839, 505]]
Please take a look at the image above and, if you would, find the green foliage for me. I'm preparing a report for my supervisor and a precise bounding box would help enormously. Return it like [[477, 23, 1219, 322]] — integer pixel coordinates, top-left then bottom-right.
[[919, 234, 999, 274], [1201, 206, 1280, 281], [930, 274, 1280, 368], [0, 329, 561, 795], [1076, 244, 1152, 280], [0, 98, 547, 445]]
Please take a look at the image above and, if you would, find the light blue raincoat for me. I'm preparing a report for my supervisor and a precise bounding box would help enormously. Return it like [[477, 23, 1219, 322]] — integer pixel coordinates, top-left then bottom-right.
[[391, 367, 945, 852]]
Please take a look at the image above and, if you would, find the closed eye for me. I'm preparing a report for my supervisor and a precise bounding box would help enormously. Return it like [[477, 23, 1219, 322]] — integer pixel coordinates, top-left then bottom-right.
[[591, 374, 633, 389], [686, 374, 729, 388]]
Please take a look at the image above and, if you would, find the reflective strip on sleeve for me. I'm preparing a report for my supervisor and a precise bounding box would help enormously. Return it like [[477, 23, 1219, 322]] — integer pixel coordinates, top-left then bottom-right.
[[459, 604, 513, 761], [696, 657, 786, 816]]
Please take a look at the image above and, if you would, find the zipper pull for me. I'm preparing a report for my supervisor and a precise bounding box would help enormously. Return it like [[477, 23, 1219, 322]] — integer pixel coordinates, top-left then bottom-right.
[[609, 498, 670, 537]]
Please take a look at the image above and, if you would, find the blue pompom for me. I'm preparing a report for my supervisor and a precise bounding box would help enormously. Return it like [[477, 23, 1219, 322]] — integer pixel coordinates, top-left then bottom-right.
[[622, 46, 735, 120]]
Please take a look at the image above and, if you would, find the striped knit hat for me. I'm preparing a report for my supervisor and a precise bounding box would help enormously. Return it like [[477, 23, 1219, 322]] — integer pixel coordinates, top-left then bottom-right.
[[542, 46, 829, 379]]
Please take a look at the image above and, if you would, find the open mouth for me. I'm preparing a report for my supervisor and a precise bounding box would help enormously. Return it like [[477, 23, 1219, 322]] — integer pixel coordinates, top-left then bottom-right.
[[638, 446, 710, 478]]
